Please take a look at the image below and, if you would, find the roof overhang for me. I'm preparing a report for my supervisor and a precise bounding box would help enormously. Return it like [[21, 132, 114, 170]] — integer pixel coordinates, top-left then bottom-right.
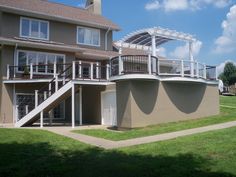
[[0, 37, 85, 53], [0, 5, 120, 31], [115, 27, 196, 51]]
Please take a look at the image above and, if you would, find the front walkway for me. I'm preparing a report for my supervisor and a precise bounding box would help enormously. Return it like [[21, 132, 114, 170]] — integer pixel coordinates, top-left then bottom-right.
[[45, 120, 236, 149]]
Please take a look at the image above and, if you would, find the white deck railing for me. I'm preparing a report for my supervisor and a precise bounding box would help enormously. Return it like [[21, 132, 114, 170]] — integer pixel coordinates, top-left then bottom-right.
[[110, 55, 217, 80], [6, 56, 217, 82]]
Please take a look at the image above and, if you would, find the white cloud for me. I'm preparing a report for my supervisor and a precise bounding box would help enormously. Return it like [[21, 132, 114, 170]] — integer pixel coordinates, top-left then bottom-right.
[[217, 60, 236, 75], [170, 41, 202, 59], [157, 47, 167, 57], [214, 5, 236, 54], [145, 0, 231, 12], [145, 1, 161, 10]]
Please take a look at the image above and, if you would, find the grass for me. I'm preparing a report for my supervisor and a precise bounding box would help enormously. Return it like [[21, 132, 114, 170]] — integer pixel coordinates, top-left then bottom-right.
[[73, 96, 236, 141], [1, 126, 236, 176]]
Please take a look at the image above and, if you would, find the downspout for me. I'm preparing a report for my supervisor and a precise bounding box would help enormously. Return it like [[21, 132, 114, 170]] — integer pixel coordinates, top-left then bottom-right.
[[14, 43, 18, 66], [105, 27, 111, 51]]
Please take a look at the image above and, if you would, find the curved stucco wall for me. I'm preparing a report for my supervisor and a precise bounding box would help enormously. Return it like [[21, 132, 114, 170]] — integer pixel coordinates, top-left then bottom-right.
[[116, 80, 219, 128]]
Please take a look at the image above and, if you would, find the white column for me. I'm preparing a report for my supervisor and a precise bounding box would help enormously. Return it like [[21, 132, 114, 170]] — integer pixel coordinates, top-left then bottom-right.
[[189, 42, 194, 77], [151, 35, 156, 57], [148, 54, 152, 75], [196, 62, 199, 78], [53, 61, 57, 78], [25, 105, 29, 115], [16, 105, 19, 122], [7, 64, 10, 80], [35, 90, 38, 108], [44, 91, 47, 100], [40, 111, 43, 128], [79, 86, 83, 126], [55, 74, 58, 91], [118, 48, 123, 75], [49, 83, 52, 96], [204, 64, 207, 79], [181, 60, 184, 77], [106, 64, 110, 80], [96, 62, 99, 79], [30, 63, 33, 79], [90, 63, 94, 80], [79, 61, 82, 78], [71, 84, 75, 128], [72, 61, 76, 80]]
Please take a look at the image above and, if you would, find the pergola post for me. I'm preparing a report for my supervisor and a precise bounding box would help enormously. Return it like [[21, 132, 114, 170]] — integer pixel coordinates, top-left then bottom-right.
[[118, 48, 123, 75], [189, 42, 194, 78], [151, 35, 156, 57]]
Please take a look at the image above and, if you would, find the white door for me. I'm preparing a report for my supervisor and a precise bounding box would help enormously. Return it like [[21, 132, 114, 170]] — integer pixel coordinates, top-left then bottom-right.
[[101, 90, 117, 126]]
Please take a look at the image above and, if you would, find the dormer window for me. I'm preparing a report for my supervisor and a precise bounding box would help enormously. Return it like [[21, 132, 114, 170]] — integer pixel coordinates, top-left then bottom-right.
[[20, 17, 49, 40], [77, 26, 100, 47]]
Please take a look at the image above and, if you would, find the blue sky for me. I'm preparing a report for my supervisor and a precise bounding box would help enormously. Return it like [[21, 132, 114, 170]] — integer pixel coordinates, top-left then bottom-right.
[[51, 0, 236, 72]]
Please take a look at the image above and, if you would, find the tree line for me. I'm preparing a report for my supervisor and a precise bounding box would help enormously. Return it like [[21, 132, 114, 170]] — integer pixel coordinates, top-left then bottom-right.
[[219, 62, 236, 86]]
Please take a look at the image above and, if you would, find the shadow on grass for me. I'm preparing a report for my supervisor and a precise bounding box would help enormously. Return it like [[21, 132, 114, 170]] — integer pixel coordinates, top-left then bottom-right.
[[0, 142, 235, 177]]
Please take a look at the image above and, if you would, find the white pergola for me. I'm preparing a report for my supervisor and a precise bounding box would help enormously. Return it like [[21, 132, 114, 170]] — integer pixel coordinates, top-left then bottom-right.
[[115, 27, 197, 61]]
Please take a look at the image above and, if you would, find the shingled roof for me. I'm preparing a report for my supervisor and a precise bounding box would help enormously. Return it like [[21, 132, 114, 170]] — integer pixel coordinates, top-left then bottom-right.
[[0, 0, 120, 30]]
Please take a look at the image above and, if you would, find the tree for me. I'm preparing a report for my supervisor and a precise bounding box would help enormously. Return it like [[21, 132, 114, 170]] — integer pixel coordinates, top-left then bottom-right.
[[219, 62, 236, 86]]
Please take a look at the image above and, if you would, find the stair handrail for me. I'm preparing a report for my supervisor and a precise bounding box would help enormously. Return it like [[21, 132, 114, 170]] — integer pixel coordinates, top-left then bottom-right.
[[37, 63, 73, 106]]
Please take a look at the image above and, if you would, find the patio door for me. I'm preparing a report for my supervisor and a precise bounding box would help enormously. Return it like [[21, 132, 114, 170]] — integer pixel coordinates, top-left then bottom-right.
[[101, 90, 117, 126]]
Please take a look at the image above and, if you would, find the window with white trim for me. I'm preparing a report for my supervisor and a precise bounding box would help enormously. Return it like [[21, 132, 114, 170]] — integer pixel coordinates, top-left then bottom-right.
[[77, 27, 100, 46], [17, 50, 65, 74], [20, 17, 49, 40]]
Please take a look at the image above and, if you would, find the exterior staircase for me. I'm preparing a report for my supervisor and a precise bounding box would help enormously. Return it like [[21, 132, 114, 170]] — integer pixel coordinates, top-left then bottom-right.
[[15, 65, 73, 127]]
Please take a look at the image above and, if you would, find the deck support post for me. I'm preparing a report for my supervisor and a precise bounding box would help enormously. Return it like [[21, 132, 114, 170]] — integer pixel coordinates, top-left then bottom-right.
[[35, 90, 38, 108], [49, 83, 52, 96], [181, 60, 184, 77], [90, 63, 94, 80], [30, 63, 33, 79], [72, 61, 76, 80], [53, 62, 57, 78], [72, 83, 75, 128], [118, 48, 123, 75], [106, 64, 110, 80], [55, 74, 58, 91], [25, 105, 29, 115], [79, 61, 82, 78], [40, 111, 43, 128], [7, 64, 10, 80], [96, 62, 99, 79], [44, 91, 47, 100], [79, 86, 83, 126], [196, 62, 199, 78], [204, 64, 207, 79], [189, 42, 194, 78]]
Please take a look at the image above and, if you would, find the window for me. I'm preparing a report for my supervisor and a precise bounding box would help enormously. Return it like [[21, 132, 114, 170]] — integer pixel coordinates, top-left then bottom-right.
[[20, 17, 49, 40], [16, 50, 65, 74], [77, 27, 100, 46]]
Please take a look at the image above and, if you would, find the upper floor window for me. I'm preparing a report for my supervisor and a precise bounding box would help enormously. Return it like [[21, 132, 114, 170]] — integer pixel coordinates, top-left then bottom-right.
[[77, 27, 100, 46], [20, 17, 49, 40], [17, 50, 65, 74]]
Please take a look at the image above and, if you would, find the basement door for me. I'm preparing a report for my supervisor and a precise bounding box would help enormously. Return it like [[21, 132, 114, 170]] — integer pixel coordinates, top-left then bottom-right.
[[101, 90, 117, 126]]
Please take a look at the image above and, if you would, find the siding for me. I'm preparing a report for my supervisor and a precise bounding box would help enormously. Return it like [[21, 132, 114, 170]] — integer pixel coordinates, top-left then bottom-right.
[[0, 12, 113, 51]]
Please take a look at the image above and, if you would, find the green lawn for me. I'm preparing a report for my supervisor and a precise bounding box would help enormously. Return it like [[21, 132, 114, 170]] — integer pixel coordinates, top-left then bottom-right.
[[73, 96, 236, 141], [1, 127, 236, 177]]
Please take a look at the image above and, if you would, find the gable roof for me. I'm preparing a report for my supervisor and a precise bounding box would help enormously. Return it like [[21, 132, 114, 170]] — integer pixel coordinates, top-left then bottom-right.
[[0, 0, 120, 30]]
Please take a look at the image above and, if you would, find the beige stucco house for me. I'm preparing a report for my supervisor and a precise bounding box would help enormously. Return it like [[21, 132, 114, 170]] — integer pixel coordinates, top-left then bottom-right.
[[0, 0, 219, 129]]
